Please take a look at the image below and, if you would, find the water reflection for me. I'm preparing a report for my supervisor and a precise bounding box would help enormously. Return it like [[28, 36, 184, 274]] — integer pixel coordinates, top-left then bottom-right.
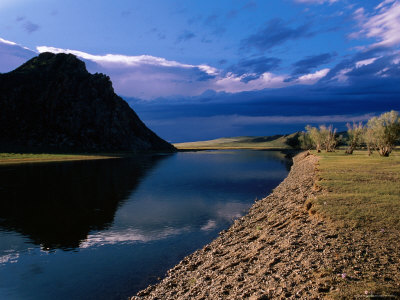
[[0, 155, 168, 250], [0, 150, 291, 300]]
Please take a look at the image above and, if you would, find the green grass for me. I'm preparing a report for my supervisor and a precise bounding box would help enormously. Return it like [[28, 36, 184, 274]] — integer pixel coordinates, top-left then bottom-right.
[[174, 133, 299, 150], [311, 150, 400, 230], [0, 153, 118, 165]]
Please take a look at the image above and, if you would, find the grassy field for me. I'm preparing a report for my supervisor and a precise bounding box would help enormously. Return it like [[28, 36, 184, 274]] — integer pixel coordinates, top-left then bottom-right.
[[309, 150, 400, 297], [311, 150, 400, 230], [0, 153, 119, 165], [174, 133, 300, 150]]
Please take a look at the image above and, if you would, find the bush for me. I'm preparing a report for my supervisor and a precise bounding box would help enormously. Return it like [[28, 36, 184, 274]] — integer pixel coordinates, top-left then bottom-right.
[[366, 110, 400, 157], [345, 122, 364, 154], [305, 125, 338, 152]]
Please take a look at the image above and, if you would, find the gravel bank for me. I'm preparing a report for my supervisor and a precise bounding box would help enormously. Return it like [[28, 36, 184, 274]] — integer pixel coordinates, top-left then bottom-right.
[[132, 152, 400, 299]]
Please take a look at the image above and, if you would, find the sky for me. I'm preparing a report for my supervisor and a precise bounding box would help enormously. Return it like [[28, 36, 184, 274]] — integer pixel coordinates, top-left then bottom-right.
[[0, 0, 399, 142]]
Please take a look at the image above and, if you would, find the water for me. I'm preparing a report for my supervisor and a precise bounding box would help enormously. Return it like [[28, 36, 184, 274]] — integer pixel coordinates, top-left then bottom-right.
[[0, 150, 290, 300]]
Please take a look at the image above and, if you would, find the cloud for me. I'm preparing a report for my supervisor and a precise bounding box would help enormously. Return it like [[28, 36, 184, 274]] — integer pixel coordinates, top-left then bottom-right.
[[204, 14, 218, 26], [23, 21, 39, 33], [355, 56, 380, 68], [36, 45, 332, 98], [176, 30, 196, 43], [37, 45, 220, 99], [241, 18, 313, 52], [291, 53, 335, 76], [227, 56, 281, 82], [350, 1, 400, 48], [0, 37, 36, 73], [242, 1, 257, 10]]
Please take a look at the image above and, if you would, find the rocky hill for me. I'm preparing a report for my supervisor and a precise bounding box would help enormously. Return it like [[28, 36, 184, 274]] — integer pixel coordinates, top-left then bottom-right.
[[0, 52, 175, 153]]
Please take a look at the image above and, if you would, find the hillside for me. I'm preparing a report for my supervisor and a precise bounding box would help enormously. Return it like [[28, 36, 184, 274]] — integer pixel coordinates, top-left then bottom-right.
[[174, 132, 301, 150], [0, 52, 175, 153]]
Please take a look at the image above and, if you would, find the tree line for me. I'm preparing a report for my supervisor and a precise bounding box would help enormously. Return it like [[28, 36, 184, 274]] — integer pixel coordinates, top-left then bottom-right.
[[301, 110, 400, 157]]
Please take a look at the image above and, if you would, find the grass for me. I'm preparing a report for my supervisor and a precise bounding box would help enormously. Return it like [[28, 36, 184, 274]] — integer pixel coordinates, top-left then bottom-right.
[[0, 153, 119, 165], [174, 133, 299, 150], [311, 150, 400, 230], [309, 150, 400, 298]]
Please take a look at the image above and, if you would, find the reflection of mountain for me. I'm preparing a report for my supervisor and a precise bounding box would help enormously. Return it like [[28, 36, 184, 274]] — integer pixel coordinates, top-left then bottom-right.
[[0, 155, 169, 250]]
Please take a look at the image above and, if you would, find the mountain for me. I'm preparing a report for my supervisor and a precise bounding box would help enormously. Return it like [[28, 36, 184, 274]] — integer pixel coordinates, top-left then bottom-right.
[[0, 52, 175, 153]]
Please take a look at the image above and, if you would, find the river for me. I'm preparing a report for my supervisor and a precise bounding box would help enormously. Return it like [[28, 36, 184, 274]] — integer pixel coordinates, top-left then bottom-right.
[[0, 150, 290, 299]]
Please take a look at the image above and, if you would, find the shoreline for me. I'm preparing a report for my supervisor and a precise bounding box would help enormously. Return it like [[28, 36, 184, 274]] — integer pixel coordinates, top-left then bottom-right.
[[131, 151, 400, 299], [132, 152, 327, 299]]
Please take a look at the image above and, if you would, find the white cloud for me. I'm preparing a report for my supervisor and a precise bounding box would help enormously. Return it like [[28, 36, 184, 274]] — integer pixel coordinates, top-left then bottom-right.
[[297, 68, 330, 84], [0, 37, 36, 73], [37, 46, 198, 69], [351, 1, 400, 48], [332, 67, 353, 82], [213, 72, 288, 93], [355, 57, 380, 68], [0, 37, 17, 46], [37, 46, 331, 99]]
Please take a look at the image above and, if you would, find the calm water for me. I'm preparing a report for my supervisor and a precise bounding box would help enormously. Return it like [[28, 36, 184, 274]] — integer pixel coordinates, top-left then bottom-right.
[[0, 150, 290, 300]]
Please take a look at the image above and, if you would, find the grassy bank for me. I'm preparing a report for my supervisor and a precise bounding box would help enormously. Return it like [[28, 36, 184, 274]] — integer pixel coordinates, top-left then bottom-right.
[[311, 150, 400, 230], [0, 153, 119, 165], [308, 150, 400, 297]]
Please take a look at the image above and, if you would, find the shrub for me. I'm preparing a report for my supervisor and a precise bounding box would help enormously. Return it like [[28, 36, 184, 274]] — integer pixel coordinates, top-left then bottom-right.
[[345, 122, 364, 154], [366, 110, 400, 157]]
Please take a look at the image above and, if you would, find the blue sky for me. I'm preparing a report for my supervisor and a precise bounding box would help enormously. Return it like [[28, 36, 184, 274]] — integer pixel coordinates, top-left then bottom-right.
[[1, 0, 399, 142]]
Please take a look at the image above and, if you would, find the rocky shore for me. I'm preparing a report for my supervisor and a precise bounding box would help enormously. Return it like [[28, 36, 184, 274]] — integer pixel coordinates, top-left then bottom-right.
[[132, 152, 400, 299]]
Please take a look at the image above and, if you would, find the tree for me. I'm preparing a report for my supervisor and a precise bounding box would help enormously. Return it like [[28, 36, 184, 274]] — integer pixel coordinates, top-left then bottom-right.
[[305, 125, 324, 152], [345, 122, 364, 154], [305, 124, 338, 152], [320, 125, 337, 152], [366, 110, 400, 157], [299, 131, 313, 150], [363, 127, 375, 156]]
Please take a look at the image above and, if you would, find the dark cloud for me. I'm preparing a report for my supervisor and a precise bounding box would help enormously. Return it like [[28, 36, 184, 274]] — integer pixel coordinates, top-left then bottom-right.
[[241, 18, 313, 52], [201, 37, 212, 44], [128, 48, 400, 141], [150, 27, 166, 40], [187, 15, 202, 25], [204, 15, 218, 26], [242, 1, 257, 10], [226, 10, 238, 19], [130, 81, 400, 141], [212, 26, 226, 37], [23, 21, 40, 34], [218, 59, 228, 65], [227, 57, 281, 82], [121, 11, 131, 17], [176, 31, 196, 43], [322, 47, 396, 82], [291, 52, 335, 75]]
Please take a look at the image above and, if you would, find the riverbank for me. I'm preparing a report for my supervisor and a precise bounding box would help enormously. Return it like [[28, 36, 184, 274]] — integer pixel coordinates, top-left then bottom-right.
[[132, 151, 400, 299], [0, 153, 119, 165]]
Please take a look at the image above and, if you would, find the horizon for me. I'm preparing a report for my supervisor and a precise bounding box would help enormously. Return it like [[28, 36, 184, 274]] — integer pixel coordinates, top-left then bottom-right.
[[1, 0, 399, 142]]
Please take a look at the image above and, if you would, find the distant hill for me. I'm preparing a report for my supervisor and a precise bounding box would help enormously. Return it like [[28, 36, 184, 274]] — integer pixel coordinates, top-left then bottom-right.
[[0, 52, 175, 153], [174, 132, 301, 150]]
